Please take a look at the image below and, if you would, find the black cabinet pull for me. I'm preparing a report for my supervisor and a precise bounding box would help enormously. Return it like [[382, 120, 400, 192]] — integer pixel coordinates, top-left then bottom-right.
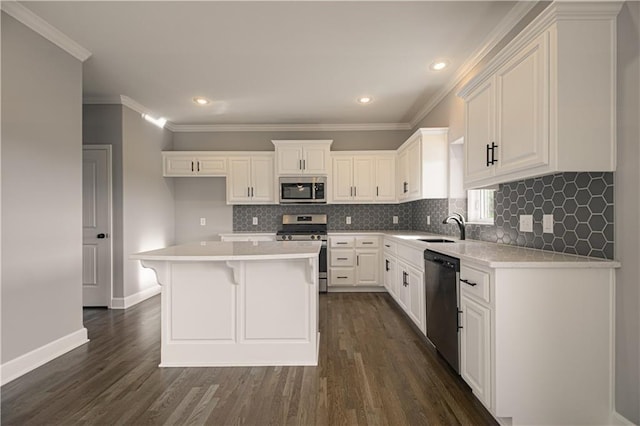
[[336, 242, 348, 245], [191, 161, 195, 172], [486, 142, 498, 166], [97, 233, 107, 239], [457, 309, 463, 330], [337, 276, 348, 279], [385, 260, 390, 271], [486, 144, 491, 167], [247, 187, 250, 197], [384, 244, 390, 248], [357, 255, 359, 266], [362, 242, 373, 245], [197, 161, 200, 172], [403, 182, 408, 193], [337, 257, 348, 260], [376, 186, 379, 196], [251, 187, 254, 197], [460, 278, 477, 287]]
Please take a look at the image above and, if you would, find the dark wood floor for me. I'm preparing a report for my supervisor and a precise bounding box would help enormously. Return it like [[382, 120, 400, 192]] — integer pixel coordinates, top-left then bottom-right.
[[1, 293, 496, 425]]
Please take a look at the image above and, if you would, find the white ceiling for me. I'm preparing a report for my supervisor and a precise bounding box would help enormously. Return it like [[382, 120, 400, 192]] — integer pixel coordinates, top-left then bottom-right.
[[19, 1, 531, 130]]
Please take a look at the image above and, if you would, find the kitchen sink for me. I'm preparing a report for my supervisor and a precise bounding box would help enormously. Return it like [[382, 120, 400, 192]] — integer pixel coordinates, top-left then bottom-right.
[[419, 238, 455, 243]]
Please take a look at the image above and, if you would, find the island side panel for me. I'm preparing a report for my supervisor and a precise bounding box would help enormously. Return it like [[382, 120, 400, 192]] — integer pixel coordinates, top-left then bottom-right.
[[160, 258, 319, 367]]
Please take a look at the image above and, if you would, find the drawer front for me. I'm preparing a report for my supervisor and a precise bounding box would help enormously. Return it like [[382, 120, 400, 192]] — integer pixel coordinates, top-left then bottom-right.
[[330, 268, 355, 285], [397, 243, 424, 270], [330, 250, 355, 267], [383, 239, 397, 254], [355, 236, 379, 248], [330, 236, 355, 248], [460, 264, 490, 303]]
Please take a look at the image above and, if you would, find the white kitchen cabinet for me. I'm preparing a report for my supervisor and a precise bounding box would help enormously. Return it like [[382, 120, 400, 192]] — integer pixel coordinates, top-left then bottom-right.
[[328, 235, 381, 289], [331, 152, 396, 203], [272, 140, 332, 175], [458, 3, 619, 189], [383, 253, 397, 298], [396, 128, 448, 202], [226, 154, 274, 204], [162, 152, 227, 177], [459, 292, 491, 408], [397, 261, 425, 334]]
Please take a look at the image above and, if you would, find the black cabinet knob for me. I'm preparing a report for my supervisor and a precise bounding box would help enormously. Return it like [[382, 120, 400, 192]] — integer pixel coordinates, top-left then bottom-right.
[[97, 233, 107, 239]]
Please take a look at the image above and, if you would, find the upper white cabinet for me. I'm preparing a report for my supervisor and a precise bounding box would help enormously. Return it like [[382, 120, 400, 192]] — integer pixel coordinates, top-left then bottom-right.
[[227, 153, 274, 204], [396, 128, 448, 202], [331, 152, 396, 204], [163, 152, 227, 177], [272, 140, 332, 175], [458, 2, 620, 189]]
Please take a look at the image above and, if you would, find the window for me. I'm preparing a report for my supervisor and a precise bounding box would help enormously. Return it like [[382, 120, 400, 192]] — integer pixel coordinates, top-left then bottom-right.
[[467, 189, 495, 224]]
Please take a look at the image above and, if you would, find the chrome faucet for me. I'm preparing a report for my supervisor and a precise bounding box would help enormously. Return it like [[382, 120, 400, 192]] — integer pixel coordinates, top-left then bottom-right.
[[442, 212, 466, 240]]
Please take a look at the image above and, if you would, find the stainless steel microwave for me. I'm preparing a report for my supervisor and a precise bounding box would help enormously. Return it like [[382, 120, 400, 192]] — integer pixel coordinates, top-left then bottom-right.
[[279, 176, 327, 204]]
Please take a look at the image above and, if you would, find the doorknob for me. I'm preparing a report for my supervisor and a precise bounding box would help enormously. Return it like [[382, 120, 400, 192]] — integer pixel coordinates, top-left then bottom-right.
[[97, 233, 107, 239]]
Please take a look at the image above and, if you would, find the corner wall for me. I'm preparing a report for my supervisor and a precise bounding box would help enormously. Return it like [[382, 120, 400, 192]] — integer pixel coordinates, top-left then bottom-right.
[[1, 13, 86, 376]]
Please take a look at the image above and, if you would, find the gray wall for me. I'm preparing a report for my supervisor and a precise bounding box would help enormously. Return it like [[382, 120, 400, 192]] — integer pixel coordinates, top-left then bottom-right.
[[614, 2, 640, 422], [173, 129, 410, 151], [121, 106, 175, 298], [174, 178, 231, 243], [83, 104, 124, 297], [1, 13, 84, 361]]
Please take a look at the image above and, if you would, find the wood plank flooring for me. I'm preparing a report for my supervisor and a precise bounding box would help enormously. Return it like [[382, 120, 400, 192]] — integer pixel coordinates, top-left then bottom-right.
[[1, 293, 496, 425]]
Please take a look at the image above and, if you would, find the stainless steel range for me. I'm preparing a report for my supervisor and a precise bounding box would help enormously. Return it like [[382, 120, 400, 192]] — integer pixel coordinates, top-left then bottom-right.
[[276, 214, 327, 292]]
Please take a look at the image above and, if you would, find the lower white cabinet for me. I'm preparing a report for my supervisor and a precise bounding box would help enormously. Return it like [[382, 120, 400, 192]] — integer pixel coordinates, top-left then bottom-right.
[[459, 290, 491, 408], [328, 235, 381, 289], [384, 238, 426, 335]]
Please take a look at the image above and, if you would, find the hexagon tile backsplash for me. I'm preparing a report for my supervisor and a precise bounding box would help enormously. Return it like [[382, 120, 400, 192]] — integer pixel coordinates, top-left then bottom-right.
[[233, 172, 614, 260]]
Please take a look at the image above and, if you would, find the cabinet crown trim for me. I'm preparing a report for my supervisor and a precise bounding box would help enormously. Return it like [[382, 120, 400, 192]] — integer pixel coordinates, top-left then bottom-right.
[[271, 140, 333, 146], [457, 1, 622, 99]]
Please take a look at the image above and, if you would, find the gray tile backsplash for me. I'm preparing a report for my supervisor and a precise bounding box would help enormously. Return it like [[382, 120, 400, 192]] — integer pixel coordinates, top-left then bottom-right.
[[233, 172, 614, 259]]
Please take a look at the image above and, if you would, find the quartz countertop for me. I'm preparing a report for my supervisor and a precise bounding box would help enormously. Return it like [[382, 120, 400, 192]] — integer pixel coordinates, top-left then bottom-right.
[[327, 230, 620, 269], [131, 240, 321, 261]]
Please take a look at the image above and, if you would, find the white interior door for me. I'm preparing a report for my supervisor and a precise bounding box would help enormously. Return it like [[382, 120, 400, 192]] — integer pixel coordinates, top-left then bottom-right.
[[83, 146, 112, 307]]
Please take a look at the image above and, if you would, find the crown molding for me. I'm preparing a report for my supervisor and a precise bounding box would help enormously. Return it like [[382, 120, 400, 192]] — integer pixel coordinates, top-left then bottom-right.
[[408, 1, 539, 128], [1, 1, 91, 62], [168, 122, 412, 133]]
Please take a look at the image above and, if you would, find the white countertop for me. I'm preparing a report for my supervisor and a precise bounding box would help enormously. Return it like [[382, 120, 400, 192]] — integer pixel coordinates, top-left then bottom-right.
[[131, 240, 321, 261], [328, 230, 620, 268]]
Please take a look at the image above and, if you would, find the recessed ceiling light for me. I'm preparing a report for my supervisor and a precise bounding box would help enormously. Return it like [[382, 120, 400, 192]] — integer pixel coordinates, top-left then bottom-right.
[[357, 97, 372, 104], [193, 96, 210, 106], [430, 61, 448, 71]]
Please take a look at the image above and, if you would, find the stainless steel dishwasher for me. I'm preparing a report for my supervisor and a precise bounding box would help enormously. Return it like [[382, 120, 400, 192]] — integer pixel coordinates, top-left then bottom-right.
[[424, 249, 460, 373]]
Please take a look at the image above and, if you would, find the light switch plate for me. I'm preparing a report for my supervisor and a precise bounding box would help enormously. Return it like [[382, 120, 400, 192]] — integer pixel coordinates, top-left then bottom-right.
[[200, 217, 206, 226], [427, 215, 431, 225], [393, 216, 398, 224], [519, 215, 533, 232], [346, 216, 352, 225], [543, 214, 554, 233], [252, 217, 258, 225]]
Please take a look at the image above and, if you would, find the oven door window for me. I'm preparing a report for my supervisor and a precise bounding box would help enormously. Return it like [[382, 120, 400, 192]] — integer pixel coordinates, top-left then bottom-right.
[[281, 183, 313, 201]]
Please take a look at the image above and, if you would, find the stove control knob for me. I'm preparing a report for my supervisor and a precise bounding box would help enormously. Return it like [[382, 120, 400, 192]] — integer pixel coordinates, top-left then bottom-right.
[[311, 235, 316, 240], [287, 235, 293, 241]]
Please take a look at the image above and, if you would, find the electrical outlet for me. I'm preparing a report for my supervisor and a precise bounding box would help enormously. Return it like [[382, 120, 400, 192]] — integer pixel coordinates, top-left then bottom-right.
[[200, 217, 206, 226], [543, 214, 554, 233], [252, 217, 258, 225], [346, 216, 352, 225], [393, 216, 398, 224], [427, 215, 431, 225], [519, 215, 533, 232]]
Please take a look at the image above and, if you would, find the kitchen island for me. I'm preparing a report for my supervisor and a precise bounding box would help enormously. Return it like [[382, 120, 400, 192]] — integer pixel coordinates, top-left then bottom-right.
[[131, 240, 321, 367]]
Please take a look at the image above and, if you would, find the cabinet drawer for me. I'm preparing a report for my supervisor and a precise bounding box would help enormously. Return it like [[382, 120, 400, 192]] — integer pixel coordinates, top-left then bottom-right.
[[330, 250, 354, 267], [330, 236, 355, 248], [460, 264, 490, 303], [383, 239, 397, 254], [355, 236, 379, 248], [330, 268, 354, 285], [397, 243, 424, 270]]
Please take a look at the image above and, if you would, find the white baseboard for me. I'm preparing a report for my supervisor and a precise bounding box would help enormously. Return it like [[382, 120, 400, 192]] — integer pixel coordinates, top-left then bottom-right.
[[327, 286, 387, 293], [111, 285, 161, 309], [611, 410, 636, 425], [1, 328, 89, 386]]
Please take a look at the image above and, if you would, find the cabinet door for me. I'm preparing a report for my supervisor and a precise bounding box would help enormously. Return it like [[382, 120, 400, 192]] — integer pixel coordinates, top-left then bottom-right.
[[396, 262, 410, 311], [303, 145, 329, 174], [495, 33, 548, 176], [227, 157, 252, 203], [460, 293, 491, 408], [250, 156, 274, 203], [352, 157, 375, 202], [277, 146, 304, 175], [407, 265, 426, 334], [383, 255, 397, 298], [397, 149, 409, 200], [332, 157, 354, 202], [406, 141, 421, 199], [355, 250, 379, 286], [197, 156, 227, 176], [375, 156, 395, 202], [164, 155, 196, 176], [464, 78, 496, 183]]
